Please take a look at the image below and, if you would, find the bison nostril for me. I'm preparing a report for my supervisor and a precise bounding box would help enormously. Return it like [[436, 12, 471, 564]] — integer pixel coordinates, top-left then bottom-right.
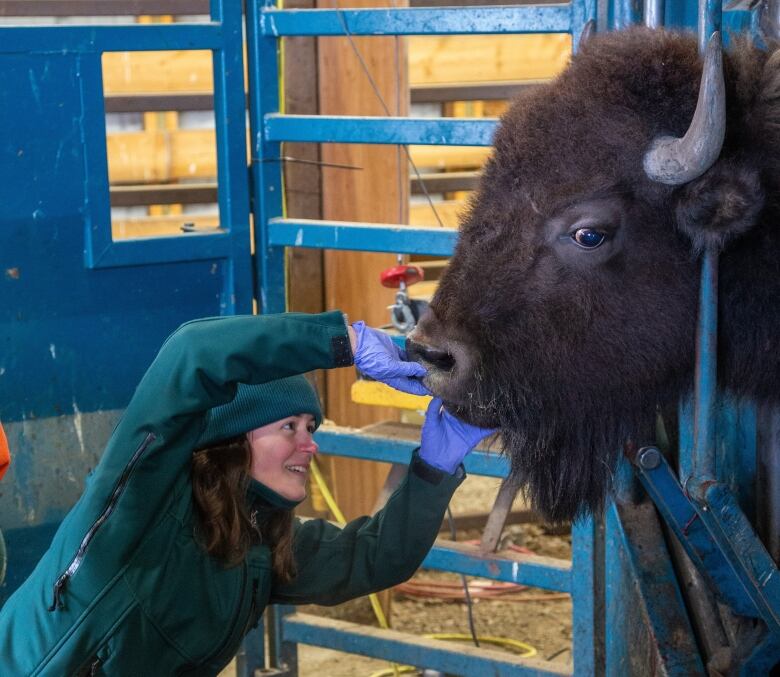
[[406, 339, 456, 372]]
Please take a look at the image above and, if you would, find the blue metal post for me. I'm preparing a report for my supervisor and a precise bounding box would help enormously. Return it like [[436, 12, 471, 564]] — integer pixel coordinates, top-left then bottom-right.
[[211, 0, 254, 315], [247, 0, 287, 314], [571, 515, 602, 676], [684, 0, 722, 496]]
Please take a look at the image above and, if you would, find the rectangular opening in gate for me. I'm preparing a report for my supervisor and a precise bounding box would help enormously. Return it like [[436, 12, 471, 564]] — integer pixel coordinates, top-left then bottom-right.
[[102, 49, 222, 240]]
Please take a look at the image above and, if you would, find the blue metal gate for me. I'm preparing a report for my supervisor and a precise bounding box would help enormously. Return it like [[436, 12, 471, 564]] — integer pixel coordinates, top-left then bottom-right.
[[0, 0, 252, 594]]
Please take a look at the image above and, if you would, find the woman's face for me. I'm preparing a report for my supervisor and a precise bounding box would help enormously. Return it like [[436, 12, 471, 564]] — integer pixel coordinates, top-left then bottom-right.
[[247, 414, 318, 502]]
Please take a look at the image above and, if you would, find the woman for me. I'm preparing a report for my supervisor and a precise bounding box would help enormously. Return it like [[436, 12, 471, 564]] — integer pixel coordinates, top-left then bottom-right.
[[0, 311, 492, 676]]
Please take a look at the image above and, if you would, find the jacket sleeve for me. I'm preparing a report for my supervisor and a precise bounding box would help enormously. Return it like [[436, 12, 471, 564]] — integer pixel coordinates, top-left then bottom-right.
[[75, 311, 352, 557], [269, 453, 464, 606]]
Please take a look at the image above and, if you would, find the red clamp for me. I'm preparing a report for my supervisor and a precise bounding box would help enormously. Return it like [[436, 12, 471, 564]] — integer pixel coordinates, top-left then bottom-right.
[[380, 264, 424, 289]]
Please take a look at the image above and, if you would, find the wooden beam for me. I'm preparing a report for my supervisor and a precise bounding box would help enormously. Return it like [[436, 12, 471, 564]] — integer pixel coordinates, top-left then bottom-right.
[[111, 213, 219, 239], [104, 130, 485, 184], [411, 170, 480, 194], [409, 199, 463, 228], [105, 129, 221, 182], [98, 33, 569, 96], [408, 145, 491, 170], [102, 51, 213, 95], [408, 34, 571, 85], [110, 182, 218, 206]]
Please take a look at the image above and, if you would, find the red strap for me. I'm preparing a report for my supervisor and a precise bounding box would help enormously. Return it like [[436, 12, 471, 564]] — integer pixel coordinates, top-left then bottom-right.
[[0, 421, 9, 481]]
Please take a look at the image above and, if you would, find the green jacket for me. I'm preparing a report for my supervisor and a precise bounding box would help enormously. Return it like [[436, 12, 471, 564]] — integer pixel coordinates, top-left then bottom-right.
[[0, 312, 463, 676]]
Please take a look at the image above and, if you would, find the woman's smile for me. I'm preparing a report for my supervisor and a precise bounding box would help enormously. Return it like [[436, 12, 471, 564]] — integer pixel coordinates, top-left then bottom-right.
[[247, 414, 318, 501]]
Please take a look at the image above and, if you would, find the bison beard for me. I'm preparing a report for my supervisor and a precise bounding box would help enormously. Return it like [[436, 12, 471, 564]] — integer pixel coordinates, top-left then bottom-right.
[[457, 359, 677, 523]]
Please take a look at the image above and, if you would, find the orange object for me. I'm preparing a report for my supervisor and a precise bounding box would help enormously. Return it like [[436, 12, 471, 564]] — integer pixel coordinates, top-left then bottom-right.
[[379, 264, 424, 288], [0, 420, 9, 481]]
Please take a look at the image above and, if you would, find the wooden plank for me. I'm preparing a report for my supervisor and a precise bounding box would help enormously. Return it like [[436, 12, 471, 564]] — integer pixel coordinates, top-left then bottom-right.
[[409, 199, 463, 227], [98, 33, 568, 95], [102, 51, 213, 95], [111, 213, 219, 239], [408, 145, 491, 170], [105, 129, 220, 182], [104, 130, 485, 183], [110, 182, 218, 206], [408, 33, 571, 85]]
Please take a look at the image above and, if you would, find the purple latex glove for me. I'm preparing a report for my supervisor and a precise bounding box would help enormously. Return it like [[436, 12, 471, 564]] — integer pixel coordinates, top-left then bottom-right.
[[352, 321, 430, 396], [419, 398, 497, 474]]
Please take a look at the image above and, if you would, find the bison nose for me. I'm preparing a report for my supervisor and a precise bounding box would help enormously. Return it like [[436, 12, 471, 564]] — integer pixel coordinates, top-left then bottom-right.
[[406, 338, 456, 372]]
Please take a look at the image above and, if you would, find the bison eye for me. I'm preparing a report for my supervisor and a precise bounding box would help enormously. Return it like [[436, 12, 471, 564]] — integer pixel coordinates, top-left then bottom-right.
[[571, 228, 606, 249]]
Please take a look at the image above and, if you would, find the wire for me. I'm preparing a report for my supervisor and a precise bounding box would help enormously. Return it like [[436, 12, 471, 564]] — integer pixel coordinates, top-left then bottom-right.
[[445, 505, 480, 648], [332, 3, 446, 229]]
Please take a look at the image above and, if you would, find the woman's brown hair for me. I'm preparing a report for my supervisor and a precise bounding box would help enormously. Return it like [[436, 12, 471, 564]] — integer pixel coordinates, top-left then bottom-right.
[[191, 435, 297, 583]]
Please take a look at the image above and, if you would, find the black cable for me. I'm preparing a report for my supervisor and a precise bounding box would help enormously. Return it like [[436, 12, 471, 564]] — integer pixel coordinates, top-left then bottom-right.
[[445, 505, 480, 648]]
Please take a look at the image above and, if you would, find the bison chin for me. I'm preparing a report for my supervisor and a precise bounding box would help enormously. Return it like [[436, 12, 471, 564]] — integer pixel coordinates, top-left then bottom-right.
[[454, 366, 661, 523]]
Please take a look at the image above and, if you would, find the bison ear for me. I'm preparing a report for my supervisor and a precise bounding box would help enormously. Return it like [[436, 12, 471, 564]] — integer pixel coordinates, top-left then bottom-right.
[[674, 159, 764, 253]]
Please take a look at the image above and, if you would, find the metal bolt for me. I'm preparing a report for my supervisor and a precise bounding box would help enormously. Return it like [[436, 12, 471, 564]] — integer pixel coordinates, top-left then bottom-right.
[[637, 446, 662, 470]]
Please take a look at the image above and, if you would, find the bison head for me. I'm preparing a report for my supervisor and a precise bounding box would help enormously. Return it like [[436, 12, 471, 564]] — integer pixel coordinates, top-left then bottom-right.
[[408, 28, 779, 521]]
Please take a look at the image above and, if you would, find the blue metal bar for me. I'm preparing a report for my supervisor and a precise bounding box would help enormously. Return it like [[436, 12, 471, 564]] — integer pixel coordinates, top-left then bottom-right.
[[605, 501, 706, 675], [259, 5, 573, 37], [611, 0, 641, 30], [86, 233, 234, 269], [281, 612, 568, 675], [314, 428, 510, 478], [424, 542, 572, 592], [697, 482, 780, 636], [570, 515, 598, 674], [264, 114, 497, 146], [570, 0, 596, 52], [644, 0, 665, 28], [688, 240, 720, 490], [211, 0, 254, 315], [268, 219, 458, 257], [632, 448, 761, 617], [699, 0, 722, 53], [247, 0, 287, 314], [0, 24, 222, 54]]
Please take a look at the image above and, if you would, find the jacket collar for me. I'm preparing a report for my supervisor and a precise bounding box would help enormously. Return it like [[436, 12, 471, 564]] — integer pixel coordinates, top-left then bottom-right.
[[246, 477, 302, 512]]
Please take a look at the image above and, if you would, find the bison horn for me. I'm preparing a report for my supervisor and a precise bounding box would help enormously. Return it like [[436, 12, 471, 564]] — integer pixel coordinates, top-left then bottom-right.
[[642, 32, 726, 185], [579, 19, 596, 47]]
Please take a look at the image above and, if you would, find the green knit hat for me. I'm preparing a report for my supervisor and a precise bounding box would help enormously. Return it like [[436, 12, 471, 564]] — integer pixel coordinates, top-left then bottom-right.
[[197, 375, 323, 449]]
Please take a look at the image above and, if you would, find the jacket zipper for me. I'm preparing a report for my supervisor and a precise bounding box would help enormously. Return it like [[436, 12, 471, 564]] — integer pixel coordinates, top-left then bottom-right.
[[48, 432, 156, 611], [202, 561, 248, 668]]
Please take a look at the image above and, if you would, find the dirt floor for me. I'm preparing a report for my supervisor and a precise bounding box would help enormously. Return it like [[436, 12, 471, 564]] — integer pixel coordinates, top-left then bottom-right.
[[220, 475, 573, 676]]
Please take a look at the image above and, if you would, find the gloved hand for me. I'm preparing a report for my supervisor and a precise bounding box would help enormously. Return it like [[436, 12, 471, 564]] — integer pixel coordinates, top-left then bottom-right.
[[419, 397, 497, 474], [352, 321, 430, 396]]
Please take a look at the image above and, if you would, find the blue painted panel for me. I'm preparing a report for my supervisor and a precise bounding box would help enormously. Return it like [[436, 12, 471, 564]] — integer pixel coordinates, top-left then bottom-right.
[[260, 5, 573, 37], [0, 23, 222, 54], [605, 502, 705, 676], [0, 53, 236, 423], [268, 219, 458, 257], [264, 114, 497, 146]]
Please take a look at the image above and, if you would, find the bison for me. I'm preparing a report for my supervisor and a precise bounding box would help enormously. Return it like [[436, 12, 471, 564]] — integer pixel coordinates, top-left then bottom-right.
[[408, 28, 780, 522]]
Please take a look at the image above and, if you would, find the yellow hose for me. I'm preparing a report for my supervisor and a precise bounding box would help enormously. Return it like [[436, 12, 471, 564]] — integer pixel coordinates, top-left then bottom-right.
[[309, 458, 400, 676], [367, 634, 538, 677]]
